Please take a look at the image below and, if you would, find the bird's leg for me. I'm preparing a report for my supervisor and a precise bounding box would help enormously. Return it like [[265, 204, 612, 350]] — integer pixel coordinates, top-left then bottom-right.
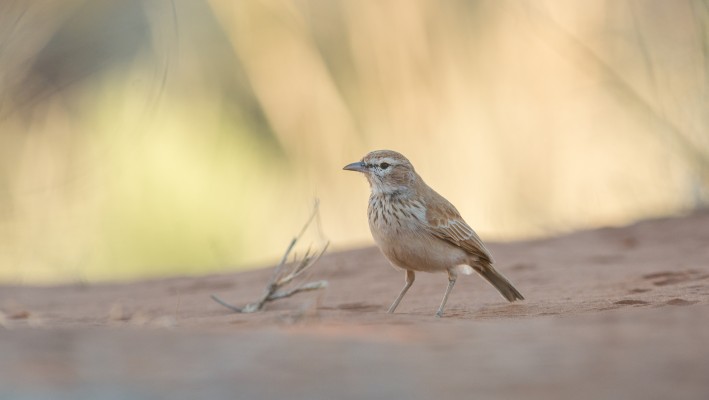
[[435, 269, 458, 318], [388, 270, 415, 313]]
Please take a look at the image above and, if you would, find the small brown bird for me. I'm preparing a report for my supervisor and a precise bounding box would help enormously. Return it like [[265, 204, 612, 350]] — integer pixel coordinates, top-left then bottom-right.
[[343, 150, 524, 317]]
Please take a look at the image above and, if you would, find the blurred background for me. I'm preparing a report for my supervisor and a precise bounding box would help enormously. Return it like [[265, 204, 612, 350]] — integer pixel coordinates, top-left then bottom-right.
[[0, 0, 707, 283]]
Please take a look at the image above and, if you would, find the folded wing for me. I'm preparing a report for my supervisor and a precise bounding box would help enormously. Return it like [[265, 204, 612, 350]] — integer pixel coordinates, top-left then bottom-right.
[[424, 199, 494, 264]]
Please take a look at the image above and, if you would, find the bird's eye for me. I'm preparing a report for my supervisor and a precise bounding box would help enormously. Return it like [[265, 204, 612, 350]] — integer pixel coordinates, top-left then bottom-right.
[[380, 162, 390, 170]]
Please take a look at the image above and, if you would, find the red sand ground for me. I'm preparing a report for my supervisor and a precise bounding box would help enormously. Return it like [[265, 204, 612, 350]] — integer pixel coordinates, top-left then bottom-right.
[[2, 212, 709, 399]]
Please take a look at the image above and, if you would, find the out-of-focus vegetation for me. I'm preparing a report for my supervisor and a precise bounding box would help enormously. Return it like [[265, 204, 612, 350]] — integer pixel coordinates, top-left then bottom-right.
[[1, 0, 707, 283]]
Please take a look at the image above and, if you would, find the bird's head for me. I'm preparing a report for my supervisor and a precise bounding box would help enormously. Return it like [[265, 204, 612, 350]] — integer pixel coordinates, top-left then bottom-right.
[[343, 150, 418, 195]]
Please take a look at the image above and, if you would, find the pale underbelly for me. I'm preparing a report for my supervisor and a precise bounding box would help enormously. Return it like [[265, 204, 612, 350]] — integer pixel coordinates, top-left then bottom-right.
[[373, 230, 469, 273]]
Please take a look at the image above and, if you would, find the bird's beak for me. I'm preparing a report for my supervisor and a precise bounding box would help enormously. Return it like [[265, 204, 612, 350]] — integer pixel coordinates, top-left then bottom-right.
[[343, 161, 367, 173]]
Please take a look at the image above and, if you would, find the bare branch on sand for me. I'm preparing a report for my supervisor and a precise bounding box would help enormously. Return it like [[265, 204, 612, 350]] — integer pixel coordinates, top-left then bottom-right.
[[211, 201, 329, 313]]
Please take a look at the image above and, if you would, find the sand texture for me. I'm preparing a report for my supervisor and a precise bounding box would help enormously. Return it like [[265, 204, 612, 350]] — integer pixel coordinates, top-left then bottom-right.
[[2, 212, 709, 399]]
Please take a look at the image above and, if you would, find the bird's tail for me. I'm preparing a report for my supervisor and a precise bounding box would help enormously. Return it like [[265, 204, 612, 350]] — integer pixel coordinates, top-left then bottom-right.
[[474, 264, 525, 302]]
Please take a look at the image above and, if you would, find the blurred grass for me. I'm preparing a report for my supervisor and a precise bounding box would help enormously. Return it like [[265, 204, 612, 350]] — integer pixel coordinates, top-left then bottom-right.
[[0, 0, 707, 283]]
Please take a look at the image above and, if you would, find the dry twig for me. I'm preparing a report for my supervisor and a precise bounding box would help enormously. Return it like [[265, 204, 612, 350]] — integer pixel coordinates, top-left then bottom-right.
[[211, 201, 329, 313]]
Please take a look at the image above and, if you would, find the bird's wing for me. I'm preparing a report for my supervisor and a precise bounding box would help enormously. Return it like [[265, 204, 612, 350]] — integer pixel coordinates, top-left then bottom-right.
[[424, 199, 494, 264]]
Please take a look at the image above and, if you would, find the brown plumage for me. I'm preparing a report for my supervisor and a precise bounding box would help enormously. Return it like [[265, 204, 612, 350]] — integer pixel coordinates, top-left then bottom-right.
[[344, 150, 524, 317]]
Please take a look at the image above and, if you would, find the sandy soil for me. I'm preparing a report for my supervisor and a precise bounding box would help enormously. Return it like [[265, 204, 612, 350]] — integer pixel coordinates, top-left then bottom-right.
[[2, 212, 709, 399]]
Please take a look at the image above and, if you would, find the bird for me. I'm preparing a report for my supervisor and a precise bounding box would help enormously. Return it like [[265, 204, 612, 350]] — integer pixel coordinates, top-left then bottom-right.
[[343, 150, 524, 317]]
